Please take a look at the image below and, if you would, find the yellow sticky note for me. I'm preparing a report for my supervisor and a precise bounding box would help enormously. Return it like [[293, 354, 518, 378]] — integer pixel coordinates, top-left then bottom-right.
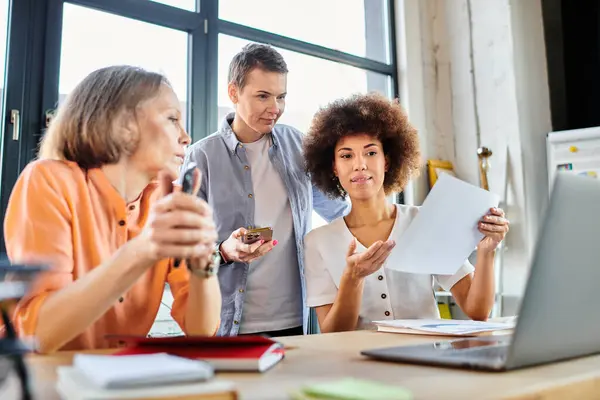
[[438, 303, 452, 319], [295, 378, 413, 400], [569, 146, 578, 153]]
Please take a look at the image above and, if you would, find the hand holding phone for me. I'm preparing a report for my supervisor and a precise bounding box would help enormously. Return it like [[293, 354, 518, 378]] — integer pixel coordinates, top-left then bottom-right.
[[138, 164, 216, 266], [220, 227, 277, 264], [241, 227, 273, 245], [174, 162, 199, 268]]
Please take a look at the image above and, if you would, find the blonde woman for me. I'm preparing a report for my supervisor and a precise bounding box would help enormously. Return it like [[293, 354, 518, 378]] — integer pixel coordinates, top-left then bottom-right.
[[3, 66, 221, 353]]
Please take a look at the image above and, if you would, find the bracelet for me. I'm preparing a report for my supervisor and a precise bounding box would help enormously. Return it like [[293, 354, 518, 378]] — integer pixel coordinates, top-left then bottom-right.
[[189, 245, 221, 279], [218, 241, 234, 266]]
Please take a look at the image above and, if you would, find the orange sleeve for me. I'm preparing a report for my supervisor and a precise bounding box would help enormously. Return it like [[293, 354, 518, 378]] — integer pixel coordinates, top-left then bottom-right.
[[166, 261, 220, 336], [166, 259, 190, 333], [4, 162, 74, 338]]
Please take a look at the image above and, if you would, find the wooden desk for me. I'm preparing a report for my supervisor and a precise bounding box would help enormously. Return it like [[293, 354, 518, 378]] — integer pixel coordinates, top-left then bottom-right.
[[8, 330, 600, 399]]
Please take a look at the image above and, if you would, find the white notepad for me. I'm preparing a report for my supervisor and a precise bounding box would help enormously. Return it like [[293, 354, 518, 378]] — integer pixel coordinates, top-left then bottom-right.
[[388, 173, 500, 275], [56, 367, 236, 400], [72, 353, 214, 389]]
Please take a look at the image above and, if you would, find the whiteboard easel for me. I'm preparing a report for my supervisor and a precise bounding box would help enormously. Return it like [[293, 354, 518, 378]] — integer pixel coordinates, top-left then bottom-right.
[[547, 127, 600, 194]]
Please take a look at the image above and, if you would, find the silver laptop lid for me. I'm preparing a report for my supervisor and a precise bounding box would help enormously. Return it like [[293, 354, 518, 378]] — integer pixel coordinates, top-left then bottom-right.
[[506, 172, 600, 368]]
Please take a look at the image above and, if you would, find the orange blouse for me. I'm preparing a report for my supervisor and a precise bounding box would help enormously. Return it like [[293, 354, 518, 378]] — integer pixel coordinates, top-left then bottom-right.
[[4, 159, 192, 350]]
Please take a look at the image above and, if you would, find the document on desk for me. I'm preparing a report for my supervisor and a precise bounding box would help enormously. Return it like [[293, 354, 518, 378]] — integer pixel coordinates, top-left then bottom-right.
[[388, 173, 500, 275], [374, 319, 514, 336]]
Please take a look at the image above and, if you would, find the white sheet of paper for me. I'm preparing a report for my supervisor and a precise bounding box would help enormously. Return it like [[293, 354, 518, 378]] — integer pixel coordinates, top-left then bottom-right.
[[388, 173, 500, 275], [373, 319, 514, 335]]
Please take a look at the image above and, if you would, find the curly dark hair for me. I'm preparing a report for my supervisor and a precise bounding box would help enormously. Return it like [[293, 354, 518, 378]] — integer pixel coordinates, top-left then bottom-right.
[[303, 92, 421, 199]]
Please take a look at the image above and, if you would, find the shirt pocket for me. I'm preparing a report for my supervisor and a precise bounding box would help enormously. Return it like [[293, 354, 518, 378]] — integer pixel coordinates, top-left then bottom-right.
[[209, 180, 247, 237]]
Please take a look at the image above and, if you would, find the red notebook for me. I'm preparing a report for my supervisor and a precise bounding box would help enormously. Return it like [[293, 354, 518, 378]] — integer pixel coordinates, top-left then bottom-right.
[[108, 335, 285, 373]]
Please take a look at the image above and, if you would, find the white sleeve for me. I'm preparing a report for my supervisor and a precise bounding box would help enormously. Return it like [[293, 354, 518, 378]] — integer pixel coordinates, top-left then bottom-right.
[[304, 232, 338, 307], [434, 259, 475, 291]]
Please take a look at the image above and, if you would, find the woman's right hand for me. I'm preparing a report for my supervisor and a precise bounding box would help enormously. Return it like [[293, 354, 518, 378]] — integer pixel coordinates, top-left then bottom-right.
[[344, 238, 396, 281], [136, 168, 217, 265]]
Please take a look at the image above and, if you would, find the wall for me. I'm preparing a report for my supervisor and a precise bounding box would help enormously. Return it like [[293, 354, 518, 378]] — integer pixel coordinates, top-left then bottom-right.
[[395, 0, 552, 312]]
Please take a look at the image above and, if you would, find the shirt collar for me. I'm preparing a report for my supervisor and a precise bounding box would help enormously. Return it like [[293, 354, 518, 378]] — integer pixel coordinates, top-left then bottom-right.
[[219, 111, 279, 155]]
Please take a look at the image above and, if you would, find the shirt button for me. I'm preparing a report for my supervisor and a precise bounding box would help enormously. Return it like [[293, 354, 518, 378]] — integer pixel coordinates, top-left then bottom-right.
[[118, 220, 126, 226], [239, 288, 244, 293], [378, 275, 383, 281], [118, 297, 124, 303], [129, 205, 135, 210], [234, 320, 239, 325], [385, 311, 390, 316], [381, 293, 387, 299], [248, 194, 253, 199], [244, 165, 250, 170]]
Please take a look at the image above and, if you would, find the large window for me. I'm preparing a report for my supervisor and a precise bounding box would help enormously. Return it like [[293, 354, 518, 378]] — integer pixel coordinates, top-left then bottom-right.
[[218, 35, 392, 133], [0, 0, 398, 332], [150, 0, 197, 12], [219, 0, 390, 63], [58, 3, 189, 125]]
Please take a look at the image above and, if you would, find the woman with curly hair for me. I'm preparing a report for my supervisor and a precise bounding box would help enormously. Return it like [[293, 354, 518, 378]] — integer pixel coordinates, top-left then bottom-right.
[[302, 93, 509, 333]]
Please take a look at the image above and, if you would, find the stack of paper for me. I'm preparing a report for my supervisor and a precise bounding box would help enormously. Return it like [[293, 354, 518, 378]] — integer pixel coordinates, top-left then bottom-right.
[[374, 319, 515, 337], [56, 353, 237, 399]]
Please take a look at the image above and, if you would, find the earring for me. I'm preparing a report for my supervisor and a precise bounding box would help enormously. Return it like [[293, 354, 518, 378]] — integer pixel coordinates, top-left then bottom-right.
[[332, 175, 347, 198]]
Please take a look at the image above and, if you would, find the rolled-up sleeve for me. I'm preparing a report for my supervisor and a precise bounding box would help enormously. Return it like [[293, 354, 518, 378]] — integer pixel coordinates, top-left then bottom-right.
[[434, 260, 475, 291]]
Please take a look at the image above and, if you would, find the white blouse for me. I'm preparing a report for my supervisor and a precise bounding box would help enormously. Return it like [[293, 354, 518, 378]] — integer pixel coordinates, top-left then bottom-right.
[[304, 204, 474, 330]]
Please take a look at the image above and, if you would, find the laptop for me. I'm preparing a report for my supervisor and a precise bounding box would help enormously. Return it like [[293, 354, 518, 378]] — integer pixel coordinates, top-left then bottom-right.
[[361, 172, 600, 371]]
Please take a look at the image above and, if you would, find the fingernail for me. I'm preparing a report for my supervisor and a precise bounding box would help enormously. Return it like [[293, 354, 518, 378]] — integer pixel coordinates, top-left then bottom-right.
[[273, 240, 278, 246], [260, 240, 265, 244]]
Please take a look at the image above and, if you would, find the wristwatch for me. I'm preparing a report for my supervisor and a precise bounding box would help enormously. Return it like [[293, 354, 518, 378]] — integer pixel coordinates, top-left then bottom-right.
[[189, 244, 222, 279]]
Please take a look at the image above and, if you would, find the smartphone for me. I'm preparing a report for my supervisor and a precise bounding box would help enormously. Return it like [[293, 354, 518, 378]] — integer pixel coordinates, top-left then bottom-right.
[[241, 227, 273, 245], [180, 161, 196, 195], [174, 162, 196, 268]]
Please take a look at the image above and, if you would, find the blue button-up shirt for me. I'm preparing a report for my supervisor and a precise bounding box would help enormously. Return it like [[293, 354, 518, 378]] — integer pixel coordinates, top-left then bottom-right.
[[182, 113, 349, 336]]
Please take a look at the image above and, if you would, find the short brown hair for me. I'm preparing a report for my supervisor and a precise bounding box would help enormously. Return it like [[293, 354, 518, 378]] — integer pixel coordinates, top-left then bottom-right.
[[228, 43, 288, 90], [38, 65, 168, 169], [303, 92, 421, 199]]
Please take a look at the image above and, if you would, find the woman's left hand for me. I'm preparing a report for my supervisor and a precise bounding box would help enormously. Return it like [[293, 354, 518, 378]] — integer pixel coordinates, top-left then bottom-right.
[[155, 167, 217, 273], [181, 168, 217, 273], [477, 207, 509, 254]]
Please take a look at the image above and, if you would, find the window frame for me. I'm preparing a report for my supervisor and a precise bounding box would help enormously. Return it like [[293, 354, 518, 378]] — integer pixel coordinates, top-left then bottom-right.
[[0, 0, 401, 247], [210, 0, 399, 133]]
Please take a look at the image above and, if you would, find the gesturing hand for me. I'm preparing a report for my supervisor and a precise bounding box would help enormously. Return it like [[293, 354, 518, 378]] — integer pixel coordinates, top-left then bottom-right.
[[477, 207, 510, 254], [137, 168, 217, 268], [344, 238, 396, 281], [219, 227, 276, 264]]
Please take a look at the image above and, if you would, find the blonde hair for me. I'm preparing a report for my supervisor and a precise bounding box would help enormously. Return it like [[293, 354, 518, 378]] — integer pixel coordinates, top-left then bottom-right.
[[39, 65, 168, 169]]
